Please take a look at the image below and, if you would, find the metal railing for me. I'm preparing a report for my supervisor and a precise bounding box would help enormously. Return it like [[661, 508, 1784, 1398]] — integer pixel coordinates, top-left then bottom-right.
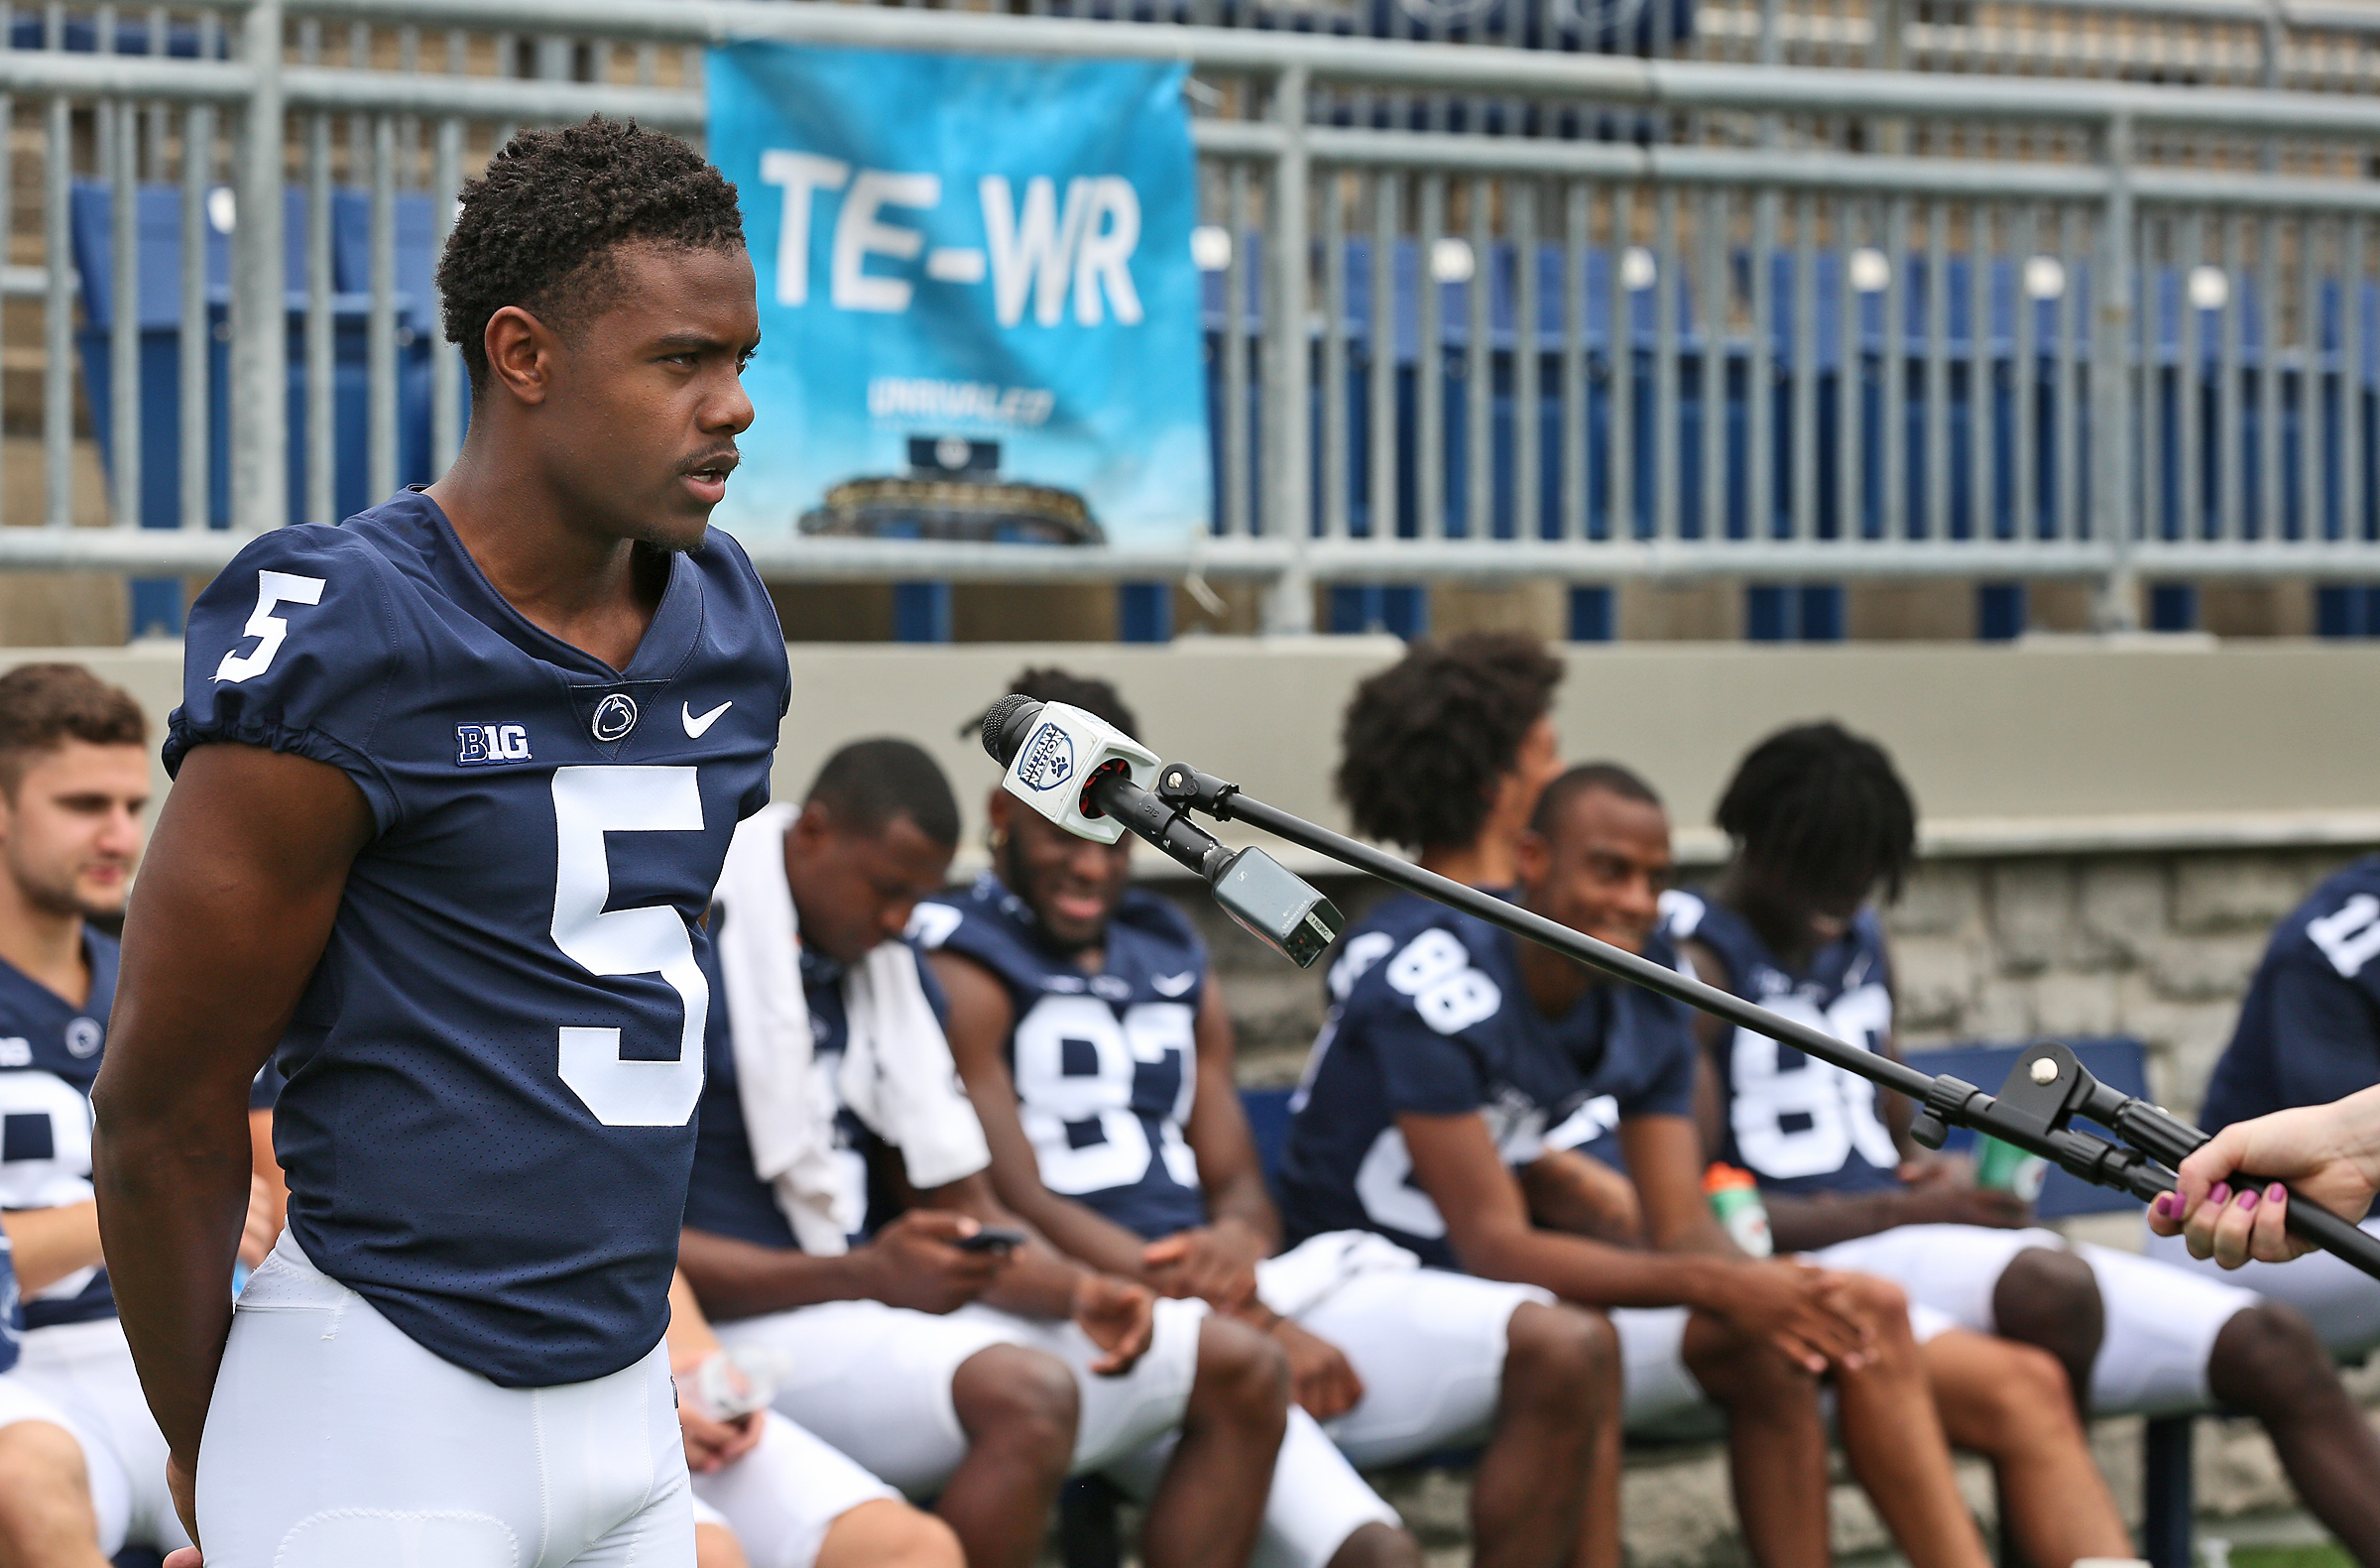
[[0, 0, 2378, 637]]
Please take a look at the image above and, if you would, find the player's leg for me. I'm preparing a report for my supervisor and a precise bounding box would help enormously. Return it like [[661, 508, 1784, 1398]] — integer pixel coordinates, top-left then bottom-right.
[[1294, 1265, 1611, 1568], [1, 1325, 159, 1561], [692, 1499, 750, 1568], [714, 1303, 1073, 1568], [1986, 1246, 2105, 1416], [1919, 1328, 2131, 1568], [2082, 1243, 2380, 1563], [692, 1411, 961, 1568], [1135, 1314, 1289, 1568], [2142, 1216, 2380, 1360], [1823, 1273, 1990, 1568], [1664, 1307, 1831, 1568], [0, 1383, 111, 1568], [200, 1237, 689, 1568]]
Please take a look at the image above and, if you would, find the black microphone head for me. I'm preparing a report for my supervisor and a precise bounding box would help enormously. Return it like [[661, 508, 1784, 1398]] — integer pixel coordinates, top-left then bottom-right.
[[981, 694, 1044, 767]]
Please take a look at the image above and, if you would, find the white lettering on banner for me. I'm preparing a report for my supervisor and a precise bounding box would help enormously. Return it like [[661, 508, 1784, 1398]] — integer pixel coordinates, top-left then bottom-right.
[[759, 151, 850, 307], [1073, 177, 1143, 326], [833, 171, 941, 314], [982, 175, 1095, 328], [867, 377, 1057, 428]]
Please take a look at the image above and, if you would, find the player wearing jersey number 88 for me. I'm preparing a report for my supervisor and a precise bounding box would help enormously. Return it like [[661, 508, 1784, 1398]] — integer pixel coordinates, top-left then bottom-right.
[[94, 120, 785, 1568]]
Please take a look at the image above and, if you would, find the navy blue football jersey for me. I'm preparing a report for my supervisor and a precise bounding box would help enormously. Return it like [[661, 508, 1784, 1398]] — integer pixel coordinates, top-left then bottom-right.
[[683, 932, 947, 1256], [167, 492, 788, 1387], [0, 931, 118, 1329], [1276, 897, 1698, 1270], [2202, 856, 2380, 1134], [914, 874, 1208, 1240], [1664, 892, 1901, 1199]]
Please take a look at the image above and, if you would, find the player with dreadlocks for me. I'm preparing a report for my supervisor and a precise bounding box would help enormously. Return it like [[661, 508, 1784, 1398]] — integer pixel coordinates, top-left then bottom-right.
[[97, 118, 787, 1567], [1670, 721, 2380, 1566]]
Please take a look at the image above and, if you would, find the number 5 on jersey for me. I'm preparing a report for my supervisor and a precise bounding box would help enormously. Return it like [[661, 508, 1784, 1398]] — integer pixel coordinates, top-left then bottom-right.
[[551, 767, 707, 1128], [216, 570, 326, 683]]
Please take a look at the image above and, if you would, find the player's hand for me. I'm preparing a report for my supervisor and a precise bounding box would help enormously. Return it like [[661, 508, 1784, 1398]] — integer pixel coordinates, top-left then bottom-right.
[[679, 1404, 763, 1474], [852, 1210, 1011, 1314], [1271, 1318, 1365, 1422], [1895, 1151, 1971, 1189], [238, 1173, 280, 1270], [2148, 1086, 2380, 1266], [165, 1451, 200, 1565], [1071, 1271, 1154, 1376], [1710, 1259, 1873, 1375], [1140, 1219, 1265, 1312]]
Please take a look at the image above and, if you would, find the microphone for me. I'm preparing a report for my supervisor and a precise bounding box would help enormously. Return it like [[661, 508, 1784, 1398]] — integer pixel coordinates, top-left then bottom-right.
[[979, 696, 1345, 969]]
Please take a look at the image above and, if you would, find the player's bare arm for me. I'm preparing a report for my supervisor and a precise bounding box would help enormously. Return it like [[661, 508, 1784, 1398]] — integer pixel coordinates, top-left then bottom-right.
[[932, 949, 1160, 1280], [1518, 1147, 1644, 1246], [91, 743, 373, 1516], [678, 1212, 1008, 1322], [1400, 1108, 1857, 1375], [920, 1171, 1154, 1374], [0, 1200, 103, 1294], [1142, 974, 1276, 1309]]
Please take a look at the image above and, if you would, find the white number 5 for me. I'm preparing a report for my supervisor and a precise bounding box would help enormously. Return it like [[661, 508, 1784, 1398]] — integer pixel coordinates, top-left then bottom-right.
[[215, 570, 326, 683], [550, 767, 707, 1128]]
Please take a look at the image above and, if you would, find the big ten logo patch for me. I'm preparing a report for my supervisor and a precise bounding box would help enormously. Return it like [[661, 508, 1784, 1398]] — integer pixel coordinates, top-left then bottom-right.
[[456, 723, 533, 767]]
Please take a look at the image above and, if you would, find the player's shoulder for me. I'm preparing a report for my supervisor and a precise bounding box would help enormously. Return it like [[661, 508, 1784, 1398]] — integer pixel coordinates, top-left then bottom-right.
[[910, 874, 1037, 982], [1336, 900, 1513, 1031], [2275, 855, 2380, 983], [1114, 885, 1202, 956]]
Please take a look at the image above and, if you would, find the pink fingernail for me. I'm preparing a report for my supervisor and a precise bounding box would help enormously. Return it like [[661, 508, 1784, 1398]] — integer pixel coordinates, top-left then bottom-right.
[[2153, 1193, 2176, 1218], [2209, 1183, 2231, 1206], [2239, 1190, 2259, 1211], [2267, 1184, 2287, 1203]]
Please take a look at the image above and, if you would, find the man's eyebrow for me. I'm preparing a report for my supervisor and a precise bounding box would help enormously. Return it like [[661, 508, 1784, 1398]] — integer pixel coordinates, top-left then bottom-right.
[[651, 331, 751, 353]]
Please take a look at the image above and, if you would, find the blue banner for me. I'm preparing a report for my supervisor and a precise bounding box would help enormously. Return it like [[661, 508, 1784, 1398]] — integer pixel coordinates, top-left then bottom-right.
[[707, 42, 1209, 548]]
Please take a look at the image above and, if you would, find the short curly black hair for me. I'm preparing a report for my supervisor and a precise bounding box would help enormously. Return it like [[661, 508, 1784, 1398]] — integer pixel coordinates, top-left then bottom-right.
[[1336, 633, 1564, 854], [1715, 721, 1917, 904], [436, 117, 744, 389], [1002, 667, 1139, 741]]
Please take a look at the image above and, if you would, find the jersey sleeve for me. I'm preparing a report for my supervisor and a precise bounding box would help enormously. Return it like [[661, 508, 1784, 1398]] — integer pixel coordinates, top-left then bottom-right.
[[2262, 943, 2380, 1109], [1632, 993, 1701, 1121], [1347, 925, 1502, 1118], [165, 527, 403, 831]]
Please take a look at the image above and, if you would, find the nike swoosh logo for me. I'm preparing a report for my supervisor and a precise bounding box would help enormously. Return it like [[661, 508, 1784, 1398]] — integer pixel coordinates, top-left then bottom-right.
[[682, 700, 732, 738], [1151, 972, 1196, 997]]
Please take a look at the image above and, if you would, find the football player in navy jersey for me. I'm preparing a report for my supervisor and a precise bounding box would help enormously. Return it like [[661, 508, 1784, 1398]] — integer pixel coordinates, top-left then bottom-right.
[[2144, 855, 2380, 1355], [0, 663, 217, 1568], [93, 120, 785, 1568], [682, 737, 1284, 1568], [1677, 723, 2380, 1563], [930, 668, 1618, 1568], [1285, 763, 2005, 1568]]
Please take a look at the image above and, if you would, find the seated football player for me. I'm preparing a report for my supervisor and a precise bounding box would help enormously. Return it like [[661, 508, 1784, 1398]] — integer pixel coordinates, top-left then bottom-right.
[[1673, 721, 2380, 1564], [665, 1269, 961, 1568], [929, 668, 1596, 1568], [678, 738, 1291, 1568], [2143, 852, 2380, 1358], [1544, 763, 2141, 1568], [1280, 759, 2000, 1568], [0, 664, 201, 1566]]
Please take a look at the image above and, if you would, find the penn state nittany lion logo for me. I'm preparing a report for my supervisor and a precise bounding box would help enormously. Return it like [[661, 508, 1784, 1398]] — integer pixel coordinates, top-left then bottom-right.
[[1016, 722, 1075, 792], [591, 693, 639, 743]]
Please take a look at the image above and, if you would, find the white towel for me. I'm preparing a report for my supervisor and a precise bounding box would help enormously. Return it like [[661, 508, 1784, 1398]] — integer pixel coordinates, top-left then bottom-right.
[[711, 804, 991, 1255]]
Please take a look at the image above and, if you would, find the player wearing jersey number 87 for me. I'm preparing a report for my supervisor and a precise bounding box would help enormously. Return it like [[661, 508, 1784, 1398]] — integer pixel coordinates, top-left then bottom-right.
[[94, 120, 784, 1568]]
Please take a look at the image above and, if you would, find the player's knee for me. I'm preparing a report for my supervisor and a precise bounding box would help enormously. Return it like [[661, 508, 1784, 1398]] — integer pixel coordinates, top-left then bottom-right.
[[817, 1499, 965, 1568], [1993, 1247, 2103, 1363], [1969, 1339, 2082, 1446], [951, 1343, 1080, 1470], [1191, 1314, 1291, 1435], [693, 1519, 752, 1568], [1503, 1301, 1618, 1415], [2208, 1302, 2339, 1415], [1323, 1518, 1425, 1568], [1682, 1311, 1815, 1406], [0, 1419, 96, 1536]]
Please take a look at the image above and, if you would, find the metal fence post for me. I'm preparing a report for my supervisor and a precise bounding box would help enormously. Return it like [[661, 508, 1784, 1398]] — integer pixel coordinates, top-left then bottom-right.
[[1263, 62, 1314, 636], [233, 0, 288, 534], [2093, 111, 2139, 631]]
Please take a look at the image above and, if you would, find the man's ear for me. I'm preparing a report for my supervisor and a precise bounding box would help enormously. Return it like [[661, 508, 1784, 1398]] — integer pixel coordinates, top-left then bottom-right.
[[985, 789, 1011, 832], [1515, 827, 1551, 892], [481, 304, 559, 407]]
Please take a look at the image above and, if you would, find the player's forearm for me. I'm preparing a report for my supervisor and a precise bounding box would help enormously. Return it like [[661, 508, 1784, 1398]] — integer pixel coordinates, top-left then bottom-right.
[[0, 1199, 106, 1294], [89, 1114, 250, 1462], [987, 1175, 1152, 1283], [1204, 1175, 1282, 1256], [1764, 1190, 1906, 1253], [979, 1242, 1090, 1320], [1458, 1224, 1739, 1313], [675, 1229, 885, 1320]]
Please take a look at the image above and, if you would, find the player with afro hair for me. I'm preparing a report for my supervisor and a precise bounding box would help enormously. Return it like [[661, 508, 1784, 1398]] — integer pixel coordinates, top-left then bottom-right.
[[1335, 633, 1563, 889]]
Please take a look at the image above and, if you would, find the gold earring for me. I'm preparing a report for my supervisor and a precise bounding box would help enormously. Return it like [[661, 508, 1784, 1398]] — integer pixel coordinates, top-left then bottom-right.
[[988, 828, 1008, 853]]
